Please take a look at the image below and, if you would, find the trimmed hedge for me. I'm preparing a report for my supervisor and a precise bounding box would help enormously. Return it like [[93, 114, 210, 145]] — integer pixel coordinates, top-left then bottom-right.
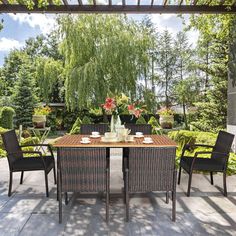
[[0, 106, 15, 129]]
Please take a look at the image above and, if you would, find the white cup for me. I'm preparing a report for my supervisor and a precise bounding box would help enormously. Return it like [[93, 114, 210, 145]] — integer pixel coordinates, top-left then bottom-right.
[[82, 137, 90, 142], [144, 137, 152, 142], [136, 132, 143, 136], [105, 132, 116, 139], [92, 131, 99, 136]]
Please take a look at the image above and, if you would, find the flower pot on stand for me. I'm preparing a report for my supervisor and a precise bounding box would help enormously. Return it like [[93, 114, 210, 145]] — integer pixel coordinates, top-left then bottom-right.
[[32, 115, 46, 128], [159, 115, 174, 129]]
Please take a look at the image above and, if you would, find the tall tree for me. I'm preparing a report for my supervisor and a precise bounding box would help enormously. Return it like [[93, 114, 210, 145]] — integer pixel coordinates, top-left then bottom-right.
[[58, 15, 154, 111], [187, 14, 236, 131], [156, 30, 176, 107], [11, 66, 37, 127]]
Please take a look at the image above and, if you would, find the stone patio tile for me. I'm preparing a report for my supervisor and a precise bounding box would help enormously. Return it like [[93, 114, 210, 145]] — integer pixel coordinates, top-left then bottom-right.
[[18, 213, 66, 236], [0, 212, 30, 236]]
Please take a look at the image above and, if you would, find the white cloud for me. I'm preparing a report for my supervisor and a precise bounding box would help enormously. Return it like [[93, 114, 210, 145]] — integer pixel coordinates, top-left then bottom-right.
[[8, 13, 56, 35], [0, 37, 23, 52], [151, 14, 199, 46]]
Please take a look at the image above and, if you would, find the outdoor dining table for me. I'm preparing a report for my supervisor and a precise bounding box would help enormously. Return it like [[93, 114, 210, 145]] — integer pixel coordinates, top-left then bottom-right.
[[53, 134, 177, 222]]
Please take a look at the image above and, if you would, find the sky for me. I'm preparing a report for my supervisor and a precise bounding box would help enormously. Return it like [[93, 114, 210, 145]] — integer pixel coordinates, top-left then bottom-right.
[[0, 13, 199, 67]]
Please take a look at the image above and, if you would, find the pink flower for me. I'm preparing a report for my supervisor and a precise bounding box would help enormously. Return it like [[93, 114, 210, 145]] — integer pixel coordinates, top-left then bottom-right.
[[134, 109, 142, 118]]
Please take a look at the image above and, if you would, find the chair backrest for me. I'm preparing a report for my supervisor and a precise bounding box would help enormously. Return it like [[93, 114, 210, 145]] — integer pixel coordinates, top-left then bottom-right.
[[80, 124, 109, 135], [1, 130, 23, 166], [59, 147, 108, 192], [128, 147, 176, 192], [212, 130, 235, 158], [124, 124, 152, 135]]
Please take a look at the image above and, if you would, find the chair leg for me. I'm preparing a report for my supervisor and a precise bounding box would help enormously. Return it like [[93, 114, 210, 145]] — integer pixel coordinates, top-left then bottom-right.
[[125, 169, 129, 222], [166, 191, 169, 204], [172, 190, 176, 222], [65, 192, 68, 205], [178, 167, 181, 185], [44, 171, 49, 197], [223, 171, 227, 197], [106, 168, 109, 223], [8, 172, 13, 197], [53, 165, 57, 185], [187, 172, 193, 197], [210, 172, 214, 185], [58, 168, 62, 223], [20, 171, 24, 184]]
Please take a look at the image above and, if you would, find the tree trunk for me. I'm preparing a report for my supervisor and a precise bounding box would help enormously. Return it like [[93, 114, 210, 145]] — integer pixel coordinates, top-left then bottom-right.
[[183, 102, 188, 129]]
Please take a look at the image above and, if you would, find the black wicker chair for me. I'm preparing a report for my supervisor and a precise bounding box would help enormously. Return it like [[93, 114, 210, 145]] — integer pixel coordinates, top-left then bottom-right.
[[178, 130, 235, 197], [1, 130, 56, 197], [124, 147, 177, 222], [57, 147, 110, 223], [80, 124, 109, 135], [124, 124, 152, 135]]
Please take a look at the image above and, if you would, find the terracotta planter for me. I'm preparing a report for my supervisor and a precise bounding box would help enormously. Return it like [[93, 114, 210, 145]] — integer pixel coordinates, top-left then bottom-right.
[[159, 115, 174, 129], [32, 115, 46, 128]]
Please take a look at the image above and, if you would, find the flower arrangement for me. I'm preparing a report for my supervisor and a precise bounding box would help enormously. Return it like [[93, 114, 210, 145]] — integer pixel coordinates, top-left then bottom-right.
[[102, 94, 145, 118], [158, 107, 174, 116], [34, 106, 51, 116]]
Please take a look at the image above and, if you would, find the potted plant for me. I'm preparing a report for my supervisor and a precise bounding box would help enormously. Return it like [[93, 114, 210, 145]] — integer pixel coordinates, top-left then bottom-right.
[[32, 106, 51, 128], [158, 107, 174, 129]]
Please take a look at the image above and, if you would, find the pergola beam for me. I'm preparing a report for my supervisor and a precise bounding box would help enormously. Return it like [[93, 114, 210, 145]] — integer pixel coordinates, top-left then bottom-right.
[[1, 5, 236, 14]]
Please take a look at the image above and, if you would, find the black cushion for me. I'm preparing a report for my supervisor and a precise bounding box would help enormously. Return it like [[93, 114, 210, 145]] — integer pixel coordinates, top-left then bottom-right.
[[12, 156, 54, 172], [180, 156, 226, 173]]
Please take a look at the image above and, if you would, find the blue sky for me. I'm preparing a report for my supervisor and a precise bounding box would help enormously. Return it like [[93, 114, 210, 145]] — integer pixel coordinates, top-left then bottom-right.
[[0, 13, 198, 67]]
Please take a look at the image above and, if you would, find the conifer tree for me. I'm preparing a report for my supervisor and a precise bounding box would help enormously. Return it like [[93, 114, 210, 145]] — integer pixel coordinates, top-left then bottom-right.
[[11, 66, 37, 127]]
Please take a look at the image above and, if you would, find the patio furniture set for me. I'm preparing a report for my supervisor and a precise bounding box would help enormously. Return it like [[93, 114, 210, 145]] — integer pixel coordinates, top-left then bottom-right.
[[1, 124, 235, 224]]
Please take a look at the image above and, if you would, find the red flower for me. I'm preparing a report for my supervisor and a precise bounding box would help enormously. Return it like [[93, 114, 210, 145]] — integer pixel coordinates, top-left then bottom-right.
[[128, 104, 135, 111]]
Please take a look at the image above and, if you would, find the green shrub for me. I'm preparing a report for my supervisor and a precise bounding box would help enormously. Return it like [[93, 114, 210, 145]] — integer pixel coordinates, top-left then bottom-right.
[[0, 106, 15, 129], [0, 148, 6, 157], [136, 116, 146, 124], [148, 116, 161, 134], [70, 117, 82, 134], [0, 126, 8, 149], [82, 116, 92, 124]]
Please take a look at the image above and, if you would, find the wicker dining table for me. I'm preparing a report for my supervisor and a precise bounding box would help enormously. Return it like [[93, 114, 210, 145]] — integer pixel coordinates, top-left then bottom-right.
[[53, 134, 177, 223]]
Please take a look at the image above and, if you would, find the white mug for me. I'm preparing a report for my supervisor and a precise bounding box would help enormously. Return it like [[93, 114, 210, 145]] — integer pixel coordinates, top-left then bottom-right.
[[136, 132, 143, 136], [92, 131, 99, 136], [82, 137, 90, 142], [144, 137, 152, 142]]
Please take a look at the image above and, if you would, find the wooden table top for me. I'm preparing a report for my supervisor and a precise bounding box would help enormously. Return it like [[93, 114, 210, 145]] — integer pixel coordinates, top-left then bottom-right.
[[53, 134, 177, 148]]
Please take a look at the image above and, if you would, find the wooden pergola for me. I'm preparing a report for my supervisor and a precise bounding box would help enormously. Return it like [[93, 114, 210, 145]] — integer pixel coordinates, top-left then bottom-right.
[[0, 0, 236, 14]]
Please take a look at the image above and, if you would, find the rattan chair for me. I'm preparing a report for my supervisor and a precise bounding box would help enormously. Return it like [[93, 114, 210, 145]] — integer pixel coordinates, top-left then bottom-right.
[[124, 147, 177, 222], [122, 124, 152, 180], [124, 124, 152, 135], [178, 130, 235, 197], [80, 124, 109, 135], [1, 130, 56, 197], [57, 147, 110, 223]]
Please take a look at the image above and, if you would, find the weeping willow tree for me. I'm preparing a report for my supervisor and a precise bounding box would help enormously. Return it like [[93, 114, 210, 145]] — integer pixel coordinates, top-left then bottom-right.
[[36, 57, 64, 102], [58, 15, 155, 111]]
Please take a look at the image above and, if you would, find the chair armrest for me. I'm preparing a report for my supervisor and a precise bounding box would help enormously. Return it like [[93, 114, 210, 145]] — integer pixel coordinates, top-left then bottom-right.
[[191, 144, 214, 149], [8, 151, 46, 167], [181, 143, 214, 157], [194, 151, 229, 158], [20, 144, 54, 156]]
